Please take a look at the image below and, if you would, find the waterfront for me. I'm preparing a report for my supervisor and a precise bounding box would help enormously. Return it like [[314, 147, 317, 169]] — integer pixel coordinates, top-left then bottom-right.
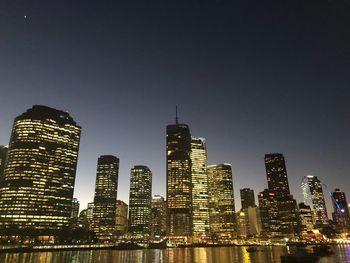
[[1, 245, 350, 263]]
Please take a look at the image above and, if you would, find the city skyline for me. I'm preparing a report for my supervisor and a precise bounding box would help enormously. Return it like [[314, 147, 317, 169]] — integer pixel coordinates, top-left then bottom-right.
[[1, 1, 349, 217]]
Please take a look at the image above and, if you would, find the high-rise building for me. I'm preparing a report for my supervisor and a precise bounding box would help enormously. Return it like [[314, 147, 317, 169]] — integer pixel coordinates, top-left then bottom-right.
[[115, 200, 128, 235], [301, 175, 328, 227], [240, 188, 256, 209], [246, 206, 262, 237], [70, 198, 80, 229], [265, 153, 290, 196], [150, 195, 167, 238], [92, 155, 119, 240], [128, 165, 152, 237], [166, 116, 192, 239], [0, 145, 8, 182], [208, 163, 236, 241], [86, 202, 94, 230], [0, 105, 81, 235], [298, 202, 314, 237], [258, 189, 280, 237], [71, 198, 80, 219], [331, 189, 350, 235], [191, 137, 210, 238], [264, 153, 299, 238]]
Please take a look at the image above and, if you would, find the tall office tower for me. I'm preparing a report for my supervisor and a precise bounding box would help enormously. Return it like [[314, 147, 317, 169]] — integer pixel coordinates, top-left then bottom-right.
[[277, 195, 300, 237], [298, 203, 314, 237], [240, 188, 256, 209], [128, 165, 152, 237], [265, 153, 290, 196], [92, 155, 119, 240], [0, 105, 81, 235], [258, 189, 280, 237], [191, 137, 210, 238], [71, 198, 80, 219], [208, 164, 236, 241], [0, 145, 8, 182], [166, 115, 192, 239], [331, 189, 350, 235], [301, 175, 328, 227], [115, 200, 128, 235], [86, 202, 94, 230], [70, 198, 80, 229], [150, 195, 167, 238]]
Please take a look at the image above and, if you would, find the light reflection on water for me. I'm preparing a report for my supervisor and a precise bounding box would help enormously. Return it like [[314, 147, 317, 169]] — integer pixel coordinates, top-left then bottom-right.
[[0, 245, 349, 263]]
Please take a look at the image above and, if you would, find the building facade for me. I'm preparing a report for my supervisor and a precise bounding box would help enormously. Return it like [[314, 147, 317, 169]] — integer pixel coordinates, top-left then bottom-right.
[[298, 202, 314, 237], [150, 195, 167, 238], [0, 145, 8, 182], [265, 153, 290, 196], [208, 163, 236, 241], [331, 189, 350, 235], [301, 175, 328, 227], [191, 137, 210, 238], [240, 188, 256, 209], [115, 200, 128, 236], [128, 165, 152, 237], [92, 155, 119, 240], [258, 189, 280, 237], [0, 105, 81, 235], [166, 120, 192, 239]]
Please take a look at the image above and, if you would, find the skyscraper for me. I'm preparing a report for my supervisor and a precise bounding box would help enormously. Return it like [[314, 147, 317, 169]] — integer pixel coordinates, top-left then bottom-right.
[[0, 145, 8, 182], [0, 105, 81, 235], [208, 163, 236, 241], [150, 195, 167, 238], [191, 137, 210, 238], [265, 153, 290, 196], [128, 165, 152, 237], [301, 175, 328, 227], [258, 189, 280, 237], [115, 200, 128, 235], [92, 155, 119, 240], [298, 202, 314, 237], [331, 189, 350, 235], [166, 116, 192, 239], [71, 198, 80, 219], [240, 188, 256, 209], [264, 153, 299, 238]]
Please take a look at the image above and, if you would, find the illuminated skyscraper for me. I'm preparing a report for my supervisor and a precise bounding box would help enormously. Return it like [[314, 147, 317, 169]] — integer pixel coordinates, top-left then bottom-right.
[[265, 153, 290, 196], [191, 137, 210, 238], [128, 165, 152, 237], [92, 155, 119, 240], [240, 188, 256, 209], [258, 189, 280, 237], [115, 200, 128, 235], [0, 105, 81, 235], [331, 189, 350, 235], [301, 175, 328, 227], [264, 153, 299, 238], [0, 145, 8, 182], [298, 202, 314, 237], [166, 116, 192, 239], [208, 163, 236, 240], [151, 195, 167, 237]]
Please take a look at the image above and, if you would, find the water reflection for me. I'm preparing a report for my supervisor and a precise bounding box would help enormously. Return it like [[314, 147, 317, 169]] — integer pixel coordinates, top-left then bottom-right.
[[0, 245, 349, 263]]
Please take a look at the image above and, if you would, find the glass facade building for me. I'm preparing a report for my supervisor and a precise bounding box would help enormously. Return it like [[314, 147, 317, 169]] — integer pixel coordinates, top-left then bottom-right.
[[128, 165, 152, 237], [208, 163, 236, 240], [166, 122, 192, 238], [191, 137, 210, 238], [92, 155, 119, 240], [0, 105, 81, 234]]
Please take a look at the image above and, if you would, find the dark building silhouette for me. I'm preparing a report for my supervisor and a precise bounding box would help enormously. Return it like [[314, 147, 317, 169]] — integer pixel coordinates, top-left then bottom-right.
[[128, 165, 152, 237], [166, 114, 192, 240], [240, 188, 256, 209], [0, 145, 8, 182], [265, 153, 290, 196], [92, 155, 119, 240], [332, 189, 350, 235], [0, 105, 81, 235]]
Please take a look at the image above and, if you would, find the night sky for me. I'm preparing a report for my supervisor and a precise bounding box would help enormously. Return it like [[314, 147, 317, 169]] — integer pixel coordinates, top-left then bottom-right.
[[1, 1, 349, 215]]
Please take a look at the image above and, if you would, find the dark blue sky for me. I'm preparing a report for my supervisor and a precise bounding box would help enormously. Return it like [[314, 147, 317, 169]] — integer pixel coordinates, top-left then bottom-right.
[[0, 0, 349, 214]]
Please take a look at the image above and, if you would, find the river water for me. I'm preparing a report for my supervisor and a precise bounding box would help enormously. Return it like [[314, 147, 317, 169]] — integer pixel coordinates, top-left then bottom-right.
[[1, 245, 350, 263]]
